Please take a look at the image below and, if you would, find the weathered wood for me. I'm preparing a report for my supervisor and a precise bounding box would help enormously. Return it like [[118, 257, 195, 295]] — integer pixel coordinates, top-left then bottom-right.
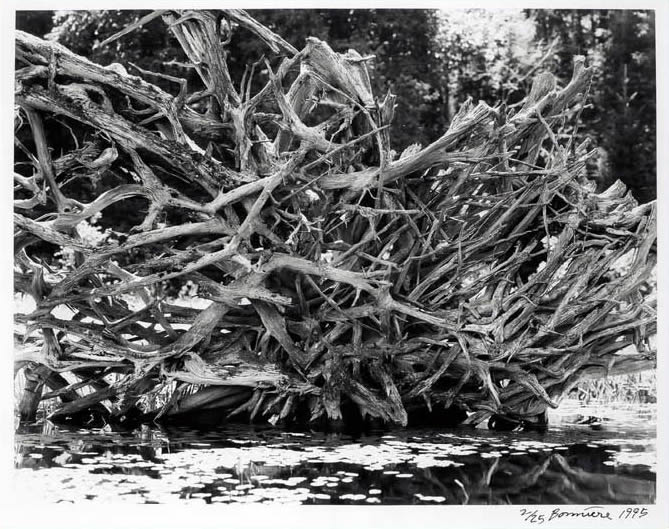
[[16, 365, 50, 422], [13, 10, 656, 429]]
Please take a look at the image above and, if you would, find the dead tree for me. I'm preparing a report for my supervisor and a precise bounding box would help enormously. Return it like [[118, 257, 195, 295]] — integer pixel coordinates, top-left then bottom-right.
[[14, 10, 656, 429]]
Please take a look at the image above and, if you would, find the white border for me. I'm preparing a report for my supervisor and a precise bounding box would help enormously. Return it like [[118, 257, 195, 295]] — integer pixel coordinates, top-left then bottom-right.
[[1, 1, 666, 528]]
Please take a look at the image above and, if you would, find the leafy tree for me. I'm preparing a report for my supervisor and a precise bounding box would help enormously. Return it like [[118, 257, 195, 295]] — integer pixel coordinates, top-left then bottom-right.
[[434, 9, 545, 112], [15, 11, 53, 37], [530, 9, 656, 202], [46, 10, 198, 93]]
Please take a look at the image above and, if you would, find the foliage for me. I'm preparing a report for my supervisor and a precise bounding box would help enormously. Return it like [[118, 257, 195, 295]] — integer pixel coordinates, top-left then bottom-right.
[[434, 10, 546, 111], [531, 9, 656, 202], [47, 10, 189, 85], [573, 372, 656, 404], [15, 11, 53, 38], [54, 213, 116, 271]]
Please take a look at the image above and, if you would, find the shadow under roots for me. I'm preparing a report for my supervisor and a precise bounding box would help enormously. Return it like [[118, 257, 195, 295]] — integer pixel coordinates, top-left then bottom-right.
[[45, 399, 547, 434]]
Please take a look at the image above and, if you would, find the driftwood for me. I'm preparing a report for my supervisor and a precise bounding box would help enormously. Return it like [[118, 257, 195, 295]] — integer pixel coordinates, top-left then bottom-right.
[[14, 10, 656, 429]]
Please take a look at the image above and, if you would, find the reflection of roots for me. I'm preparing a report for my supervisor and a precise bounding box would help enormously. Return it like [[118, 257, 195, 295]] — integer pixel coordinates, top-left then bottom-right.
[[254, 446, 655, 505], [412, 452, 655, 505]]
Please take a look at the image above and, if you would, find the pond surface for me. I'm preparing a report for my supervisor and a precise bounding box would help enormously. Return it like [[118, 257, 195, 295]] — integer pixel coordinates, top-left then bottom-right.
[[14, 400, 655, 505]]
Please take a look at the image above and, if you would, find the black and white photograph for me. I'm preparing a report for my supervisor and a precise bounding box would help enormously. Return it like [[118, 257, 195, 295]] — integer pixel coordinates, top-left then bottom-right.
[[2, 2, 667, 528]]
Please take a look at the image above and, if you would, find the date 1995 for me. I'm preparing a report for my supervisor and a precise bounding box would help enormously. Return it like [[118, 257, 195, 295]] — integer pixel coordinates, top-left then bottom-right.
[[619, 507, 649, 520]]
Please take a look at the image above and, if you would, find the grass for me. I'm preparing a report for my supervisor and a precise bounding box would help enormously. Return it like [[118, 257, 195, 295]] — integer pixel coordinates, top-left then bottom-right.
[[571, 371, 657, 404]]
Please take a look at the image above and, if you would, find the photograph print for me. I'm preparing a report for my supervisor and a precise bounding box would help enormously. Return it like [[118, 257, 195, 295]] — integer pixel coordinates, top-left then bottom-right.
[[9, 4, 661, 524]]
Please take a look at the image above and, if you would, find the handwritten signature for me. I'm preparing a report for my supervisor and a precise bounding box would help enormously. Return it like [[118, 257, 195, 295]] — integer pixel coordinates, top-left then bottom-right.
[[520, 506, 648, 524]]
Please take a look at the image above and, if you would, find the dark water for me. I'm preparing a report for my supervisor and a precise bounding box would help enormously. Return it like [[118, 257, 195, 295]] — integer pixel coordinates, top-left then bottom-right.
[[14, 401, 655, 505]]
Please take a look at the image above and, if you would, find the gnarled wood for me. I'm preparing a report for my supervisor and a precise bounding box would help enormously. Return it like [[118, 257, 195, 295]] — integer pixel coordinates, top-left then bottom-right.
[[14, 10, 655, 429]]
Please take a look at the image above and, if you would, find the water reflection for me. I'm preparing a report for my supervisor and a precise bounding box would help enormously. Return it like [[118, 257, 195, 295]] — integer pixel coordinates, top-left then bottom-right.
[[14, 404, 656, 505]]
